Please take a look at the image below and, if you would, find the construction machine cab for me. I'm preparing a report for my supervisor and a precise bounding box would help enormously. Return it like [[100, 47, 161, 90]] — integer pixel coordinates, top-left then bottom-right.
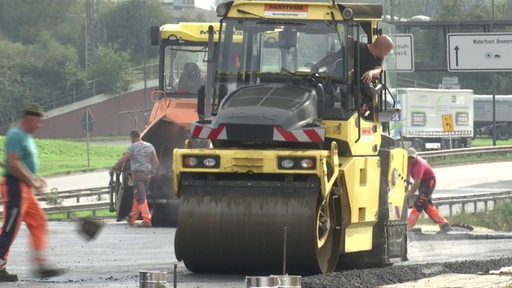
[[198, 7, 393, 154], [178, 62, 205, 92]]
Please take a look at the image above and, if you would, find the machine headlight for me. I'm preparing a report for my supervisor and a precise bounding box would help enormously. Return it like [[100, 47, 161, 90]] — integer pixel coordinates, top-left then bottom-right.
[[183, 155, 220, 168], [203, 157, 217, 167], [300, 159, 315, 169], [183, 156, 198, 167], [280, 159, 294, 169], [168, 34, 178, 41], [278, 157, 316, 170]]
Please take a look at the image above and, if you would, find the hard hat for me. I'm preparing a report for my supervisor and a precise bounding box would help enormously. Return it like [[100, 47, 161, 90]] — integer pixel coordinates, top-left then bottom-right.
[[407, 147, 417, 158]]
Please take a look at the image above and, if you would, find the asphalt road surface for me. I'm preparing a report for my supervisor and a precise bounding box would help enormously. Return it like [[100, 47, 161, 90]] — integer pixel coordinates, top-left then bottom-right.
[[3, 221, 246, 288], [2, 161, 511, 287], [4, 222, 512, 288], [434, 161, 512, 197]]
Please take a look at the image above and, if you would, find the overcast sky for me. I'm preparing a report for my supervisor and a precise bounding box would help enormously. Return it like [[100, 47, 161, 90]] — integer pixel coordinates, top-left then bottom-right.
[[196, 0, 215, 11]]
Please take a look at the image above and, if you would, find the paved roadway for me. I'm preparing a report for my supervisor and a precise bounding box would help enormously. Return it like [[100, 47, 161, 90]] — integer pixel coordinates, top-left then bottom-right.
[[2, 161, 511, 287], [435, 161, 512, 197]]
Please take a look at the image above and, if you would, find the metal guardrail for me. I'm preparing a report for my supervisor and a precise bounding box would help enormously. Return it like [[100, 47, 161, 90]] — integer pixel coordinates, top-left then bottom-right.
[[0, 187, 112, 219], [1, 146, 511, 220], [45, 202, 111, 218], [38, 187, 110, 203], [435, 191, 512, 217], [40, 187, 512, 219], [418, 145, 512, 159], [41, 187, 112, 219]]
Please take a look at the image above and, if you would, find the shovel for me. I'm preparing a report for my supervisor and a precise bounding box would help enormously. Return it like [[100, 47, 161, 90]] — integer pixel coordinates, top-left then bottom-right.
[[41, 188, 104, 241], [72, 215, 104, 241]]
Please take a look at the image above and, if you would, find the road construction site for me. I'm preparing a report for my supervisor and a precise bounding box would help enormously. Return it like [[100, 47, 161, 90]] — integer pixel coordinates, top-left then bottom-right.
[[2, 220, 512, 288], [0, 162, 511, 287]]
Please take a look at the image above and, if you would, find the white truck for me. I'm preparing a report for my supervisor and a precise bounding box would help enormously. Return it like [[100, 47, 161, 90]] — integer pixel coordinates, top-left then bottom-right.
[[388, 88, 474, 151], [473, 95, 512, 140]]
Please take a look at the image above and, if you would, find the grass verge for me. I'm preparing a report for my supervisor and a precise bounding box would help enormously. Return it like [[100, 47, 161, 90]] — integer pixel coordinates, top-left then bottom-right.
[[0, 136, 126, 176], [447, 199, 512, 232]]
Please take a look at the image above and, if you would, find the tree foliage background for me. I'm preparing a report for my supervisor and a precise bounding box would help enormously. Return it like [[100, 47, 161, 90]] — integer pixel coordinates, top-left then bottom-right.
[[0, 0, 511, 134], [0, 0, 168, 133]]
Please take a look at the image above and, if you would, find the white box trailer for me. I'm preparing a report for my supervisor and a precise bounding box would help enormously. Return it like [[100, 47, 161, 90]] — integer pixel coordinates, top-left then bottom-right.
[[389, 88, 474, 151], [474, 95, 512, 140]]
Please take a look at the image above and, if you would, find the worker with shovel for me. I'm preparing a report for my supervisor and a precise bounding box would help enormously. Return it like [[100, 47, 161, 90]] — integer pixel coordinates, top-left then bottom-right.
[[406, 147, 452, 233], [114, 130, 159, 227], [0, 103, 66, 282]]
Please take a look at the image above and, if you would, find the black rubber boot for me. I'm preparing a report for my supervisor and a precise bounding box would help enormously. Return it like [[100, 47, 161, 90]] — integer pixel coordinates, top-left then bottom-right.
[[0, 269, 18, 282], [35, 265, 66, 278]]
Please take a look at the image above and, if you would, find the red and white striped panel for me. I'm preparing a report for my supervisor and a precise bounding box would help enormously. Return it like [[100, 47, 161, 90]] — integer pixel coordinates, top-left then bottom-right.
[[190, 123, 227, 140], [191, 123, 325, 142], [273, 126, 325, 142]]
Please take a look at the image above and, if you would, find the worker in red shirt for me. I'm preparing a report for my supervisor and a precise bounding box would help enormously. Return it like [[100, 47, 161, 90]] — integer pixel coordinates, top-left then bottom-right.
[[406, 148, 452, 233]]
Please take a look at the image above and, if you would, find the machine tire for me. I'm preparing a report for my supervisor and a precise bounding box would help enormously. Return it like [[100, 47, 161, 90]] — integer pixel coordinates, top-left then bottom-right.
[[315, 191, 342, 273], [461, 138, 471, 148], [175, 176, 337, 275], [150, 201, 179, 227], [495, 126, 511, 140], [148, 174, 179, 227], [116, 175, 133, 221], [441, 139, 449, 150]]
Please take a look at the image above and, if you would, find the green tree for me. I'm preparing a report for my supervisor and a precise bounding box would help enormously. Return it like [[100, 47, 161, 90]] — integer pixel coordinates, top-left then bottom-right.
[[17, 32, 87, 108], [0, 0, 82, 45], [0, 0, 172, 122], [0, 39, 26, 62], [86, 46, 131, 94], [384, 0, 427, 20], [435, 0, 510, 21], [97, 0, 168, 63], [0, 61, 32, 133]]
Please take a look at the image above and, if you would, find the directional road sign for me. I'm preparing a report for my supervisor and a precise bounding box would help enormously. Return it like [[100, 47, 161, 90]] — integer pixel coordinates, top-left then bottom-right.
[[447, 32, 512, 72], [388, 34, 414, 72], [81, 108, 95, 133]]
